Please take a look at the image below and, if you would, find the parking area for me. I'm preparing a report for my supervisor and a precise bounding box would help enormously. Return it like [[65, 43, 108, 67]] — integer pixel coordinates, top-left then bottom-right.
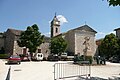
[[0, 59, 120, 80]]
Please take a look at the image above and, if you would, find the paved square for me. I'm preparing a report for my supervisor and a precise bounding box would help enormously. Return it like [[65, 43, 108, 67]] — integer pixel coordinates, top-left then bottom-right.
[[0, 59, 120, 80]]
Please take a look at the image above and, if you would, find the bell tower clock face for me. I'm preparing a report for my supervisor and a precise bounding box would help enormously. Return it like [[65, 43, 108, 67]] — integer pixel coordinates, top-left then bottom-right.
[[55, 21, 59, 24]]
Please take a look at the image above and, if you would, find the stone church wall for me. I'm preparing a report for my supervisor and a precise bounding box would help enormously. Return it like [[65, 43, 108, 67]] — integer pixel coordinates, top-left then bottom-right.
[[116, 29, 120, 39], [65, 30, 75, 54], [75, 30, 96, 56], [4, 31, 15, 55], [0, 37, 4, 49]]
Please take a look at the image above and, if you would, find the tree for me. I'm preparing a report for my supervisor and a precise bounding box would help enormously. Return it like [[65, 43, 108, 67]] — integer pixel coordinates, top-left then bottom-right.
[[116, 38, 120, 58], [50, 36, 67, 55], [99, 33, 119, 59], [17, 24, 44, 57], [107, 0, 120, 6]]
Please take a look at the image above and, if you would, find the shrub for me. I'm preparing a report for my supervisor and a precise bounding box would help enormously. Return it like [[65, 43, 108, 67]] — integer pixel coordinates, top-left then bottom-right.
[[74, 55, 93, 64], [0, 54, 9, 59], [85, 56, 93, 64], [74, 55, 84, 62]]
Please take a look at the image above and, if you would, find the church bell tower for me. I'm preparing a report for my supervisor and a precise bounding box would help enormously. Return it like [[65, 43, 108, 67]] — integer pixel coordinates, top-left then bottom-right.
[[50, 13, 60, 38]]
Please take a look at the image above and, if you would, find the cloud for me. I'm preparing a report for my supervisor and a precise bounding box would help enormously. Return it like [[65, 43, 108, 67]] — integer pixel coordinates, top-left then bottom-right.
[[49, 15, 68, 25], [96, 31, 116, 39], [97, 32, 106, 35], [108, 31, 116, 34], [57, 15, 68, 25], [96, 32, 106, 39]]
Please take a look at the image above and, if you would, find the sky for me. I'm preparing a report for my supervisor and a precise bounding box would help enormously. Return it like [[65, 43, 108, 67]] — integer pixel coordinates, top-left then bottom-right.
[[0, 0, 120, 39]]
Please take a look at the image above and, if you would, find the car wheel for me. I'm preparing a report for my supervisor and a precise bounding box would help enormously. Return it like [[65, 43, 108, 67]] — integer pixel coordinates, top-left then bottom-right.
[[18, 61, 21, 64], [7, 61, 10, 64]]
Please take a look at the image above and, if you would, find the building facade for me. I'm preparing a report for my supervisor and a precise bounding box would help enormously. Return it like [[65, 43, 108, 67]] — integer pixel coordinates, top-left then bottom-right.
[[114, 28, 120, 39], [51, 15, 97, 57], [0, 28, 50, 59], [64, 25, 97, 56], [0, 33, 4, 50]]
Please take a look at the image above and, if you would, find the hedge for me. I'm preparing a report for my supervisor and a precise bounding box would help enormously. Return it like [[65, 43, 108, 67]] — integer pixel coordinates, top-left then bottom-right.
[[0, 54, 9, 59]]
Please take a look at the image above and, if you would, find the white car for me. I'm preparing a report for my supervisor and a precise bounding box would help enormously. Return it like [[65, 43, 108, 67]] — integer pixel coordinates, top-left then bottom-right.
[[33, 53, 43, 61], [61, 53, 67, 60]]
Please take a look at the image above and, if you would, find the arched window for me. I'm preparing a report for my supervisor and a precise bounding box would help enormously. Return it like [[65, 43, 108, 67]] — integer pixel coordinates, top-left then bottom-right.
[[56, 28, 58, 33]]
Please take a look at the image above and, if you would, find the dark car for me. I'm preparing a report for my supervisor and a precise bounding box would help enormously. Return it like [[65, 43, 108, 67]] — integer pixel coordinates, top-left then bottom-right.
[[47, 54, 60, 61], [109, 56, 120, 63], [8, 55, 21, 64]]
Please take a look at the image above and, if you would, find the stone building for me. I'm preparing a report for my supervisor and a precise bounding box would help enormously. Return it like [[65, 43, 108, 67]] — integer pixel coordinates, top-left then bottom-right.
[[50, 15, 97, 57], [4, 29, 22, 55], [114, 28, 120, 39], [64, 25, 97, 56], [0, 33, 4, 50], [0, 28, 50, 59], [50, 14, 60, 38]]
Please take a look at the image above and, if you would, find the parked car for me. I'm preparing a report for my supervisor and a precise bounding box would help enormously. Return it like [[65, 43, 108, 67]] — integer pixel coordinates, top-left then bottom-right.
[[8, 55, 21, 64], [60, 53, 67, 60], [109, 56, 120, 63], [111, 57, 120, 63], [47, 54, 59, 61], [19, 54, 30, 61], [32, 53, 43, 61], [21, 56, 30, 61]]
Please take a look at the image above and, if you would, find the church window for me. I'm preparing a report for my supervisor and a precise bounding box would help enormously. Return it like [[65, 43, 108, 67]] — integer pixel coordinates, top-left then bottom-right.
[[56, 28, 58, 33]]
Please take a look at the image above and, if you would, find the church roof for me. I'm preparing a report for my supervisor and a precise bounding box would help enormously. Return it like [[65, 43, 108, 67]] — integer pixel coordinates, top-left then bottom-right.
[[71, 25, 97, 33], [114, 28, 120, 31], [44, 36, 50, 42], [51, 15, 60, 24], [7, 28, 23, 36], [53, 15, 59, 22]]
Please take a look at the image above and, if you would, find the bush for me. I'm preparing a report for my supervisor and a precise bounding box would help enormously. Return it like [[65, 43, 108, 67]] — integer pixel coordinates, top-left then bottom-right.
[[74, 55, 84, 62], [78, 55, 84, 61], [74, 55, 93, 64], [0, 54, 9, 59], [85, 56, 93, 64]]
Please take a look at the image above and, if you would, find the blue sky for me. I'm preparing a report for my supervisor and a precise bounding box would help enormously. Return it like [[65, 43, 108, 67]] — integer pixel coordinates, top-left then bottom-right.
[[0, 0, 120, 39]]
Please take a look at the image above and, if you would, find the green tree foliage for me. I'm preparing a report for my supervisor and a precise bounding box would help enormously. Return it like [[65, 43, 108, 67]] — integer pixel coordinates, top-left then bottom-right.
[[116, 39, 120, 57], [107, 0, 120, 6], [50, 37, 67, 55], [17, 24, 44, 55], [99, 33, 119, 59]]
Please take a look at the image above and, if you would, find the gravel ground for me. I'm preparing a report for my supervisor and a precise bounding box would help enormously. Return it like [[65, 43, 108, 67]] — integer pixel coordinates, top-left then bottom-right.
[[0, 59, 120, 80]]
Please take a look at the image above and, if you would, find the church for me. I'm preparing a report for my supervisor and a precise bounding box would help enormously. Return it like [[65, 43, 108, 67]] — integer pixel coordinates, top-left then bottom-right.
[[50, 15, 97, 57], [0, 14, 97, 59]]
